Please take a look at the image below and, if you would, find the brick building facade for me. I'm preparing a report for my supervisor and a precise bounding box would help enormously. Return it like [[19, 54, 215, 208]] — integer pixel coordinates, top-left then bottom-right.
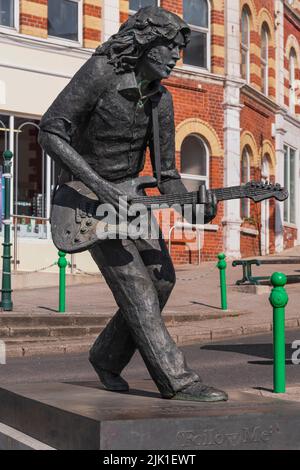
[[0, 1, 299, 272]]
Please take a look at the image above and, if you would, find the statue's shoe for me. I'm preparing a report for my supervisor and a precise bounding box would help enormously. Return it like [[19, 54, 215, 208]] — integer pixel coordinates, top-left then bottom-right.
[[171, 382, 228, 403], [90, 360, 129, 392]]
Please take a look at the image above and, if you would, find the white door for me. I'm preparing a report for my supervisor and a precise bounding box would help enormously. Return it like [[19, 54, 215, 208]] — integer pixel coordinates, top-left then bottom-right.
[[261, 156, 270, 255]]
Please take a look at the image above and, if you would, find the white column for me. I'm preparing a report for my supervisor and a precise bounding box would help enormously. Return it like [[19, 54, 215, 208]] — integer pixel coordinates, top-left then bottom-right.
[[222, 0, 243, 258], [103, 0, 120, 42], [274, 1, 285, 252]]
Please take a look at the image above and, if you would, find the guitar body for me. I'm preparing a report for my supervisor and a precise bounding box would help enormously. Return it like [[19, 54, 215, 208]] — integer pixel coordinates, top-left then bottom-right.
[[50, 176, 157, 254]]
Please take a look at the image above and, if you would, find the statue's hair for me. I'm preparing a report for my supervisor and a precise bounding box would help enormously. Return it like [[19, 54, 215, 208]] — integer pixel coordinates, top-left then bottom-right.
[[93, 6, 191, 74]]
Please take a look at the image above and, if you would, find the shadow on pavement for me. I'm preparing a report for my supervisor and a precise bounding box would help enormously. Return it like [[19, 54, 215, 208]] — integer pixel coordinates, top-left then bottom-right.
[[65, 381, 160, 398], [201, 343, 294, 363], [190, 301, 223, 310]]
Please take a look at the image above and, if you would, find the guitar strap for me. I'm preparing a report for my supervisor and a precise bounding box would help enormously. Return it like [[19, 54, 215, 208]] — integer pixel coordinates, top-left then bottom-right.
[[151, 98, 162, 185]]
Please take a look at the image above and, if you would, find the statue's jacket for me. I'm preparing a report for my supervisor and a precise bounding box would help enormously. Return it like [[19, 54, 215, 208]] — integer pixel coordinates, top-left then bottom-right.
[[39, 54, 181, 184]]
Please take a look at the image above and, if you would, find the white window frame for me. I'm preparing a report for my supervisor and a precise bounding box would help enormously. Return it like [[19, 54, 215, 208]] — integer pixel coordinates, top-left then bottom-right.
[[289, 49, 296, 115], [182, 0, 211, 72], [241, 147, 250, 218], [284, 144, 297, 225], [241, 8, 250, 83], [0, 0, 19, 34], [180, 134, 210, 189], [48, 0, 83, 47], [129, 0, 160, 15], [261, 24, 269, 96]]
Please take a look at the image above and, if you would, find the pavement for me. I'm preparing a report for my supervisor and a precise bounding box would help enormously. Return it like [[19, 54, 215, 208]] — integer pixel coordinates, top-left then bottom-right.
[[3, 245, 300, 350]]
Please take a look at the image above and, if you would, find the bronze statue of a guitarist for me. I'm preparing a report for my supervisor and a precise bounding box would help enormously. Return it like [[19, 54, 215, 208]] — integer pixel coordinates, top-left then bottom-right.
[[38, 7, 287, 402]]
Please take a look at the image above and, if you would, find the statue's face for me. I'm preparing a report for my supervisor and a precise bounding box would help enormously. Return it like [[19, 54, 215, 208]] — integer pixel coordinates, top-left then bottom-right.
[[138, 32, 185, 81]]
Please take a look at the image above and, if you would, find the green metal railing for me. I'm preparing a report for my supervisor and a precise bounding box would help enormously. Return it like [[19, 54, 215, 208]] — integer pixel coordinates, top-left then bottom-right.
[[217, 253, 228, 311], [0, 150, 13, 311], [269, 272, 289, 394], [56, 251, 69, 313]]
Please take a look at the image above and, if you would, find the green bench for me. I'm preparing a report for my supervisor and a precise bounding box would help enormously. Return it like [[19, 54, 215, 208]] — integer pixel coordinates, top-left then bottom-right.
[[232, 258, 300, 285]]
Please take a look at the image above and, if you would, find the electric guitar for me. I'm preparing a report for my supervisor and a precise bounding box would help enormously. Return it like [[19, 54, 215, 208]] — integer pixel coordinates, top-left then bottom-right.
[[50, 176, 288, 254]]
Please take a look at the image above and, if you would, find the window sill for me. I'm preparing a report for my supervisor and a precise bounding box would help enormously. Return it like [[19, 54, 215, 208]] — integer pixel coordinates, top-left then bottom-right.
[[283, 222, 297, 230], [0, 30, 88, 55], [0, 25, 19, 35], [47, 35, 82, 49], [241, 227, 259, 236], [180, 64, 210, 74], [173, 221, 219, 232], [173, 65, 225, 84]]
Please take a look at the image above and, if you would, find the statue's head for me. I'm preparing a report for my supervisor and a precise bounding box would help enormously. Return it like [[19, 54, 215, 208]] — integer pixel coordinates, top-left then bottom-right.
[[94, 6, 191, 79]]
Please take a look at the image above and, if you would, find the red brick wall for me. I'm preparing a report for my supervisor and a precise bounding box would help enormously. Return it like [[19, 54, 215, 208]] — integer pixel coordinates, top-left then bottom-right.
[[284, 226, 297, 249]]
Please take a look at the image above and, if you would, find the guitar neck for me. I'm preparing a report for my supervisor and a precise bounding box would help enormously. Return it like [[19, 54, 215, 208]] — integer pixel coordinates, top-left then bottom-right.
[[132, 185, 248, 208], [212, 186, 249, 202]]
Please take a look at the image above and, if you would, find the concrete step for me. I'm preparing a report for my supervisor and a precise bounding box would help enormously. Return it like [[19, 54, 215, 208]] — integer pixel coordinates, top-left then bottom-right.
[[0, 326, 201, 358], [0, 310, 241, 329], [0, 313, 111, 328], [0, 311, 256, 359], [0, 324, 105, 340], [5, 335, 99, 357]]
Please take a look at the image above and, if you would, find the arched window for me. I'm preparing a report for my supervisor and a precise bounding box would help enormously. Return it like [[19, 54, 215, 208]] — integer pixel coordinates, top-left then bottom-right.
[[289, 48, 297, 114], [261, 155, 270, 180], [261, 24, 269, 95], [241, 8, 250, 82], [183, 0, 210, 70], [180, 134, 209, 192], [129, 0, 158, 13], [241, 147, 250, 218]]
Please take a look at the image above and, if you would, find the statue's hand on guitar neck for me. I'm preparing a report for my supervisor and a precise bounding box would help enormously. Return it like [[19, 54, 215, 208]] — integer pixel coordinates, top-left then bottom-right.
[[190, 186, 218, 225], [202, 189, 218, 224], [159, 178, 218, 225]]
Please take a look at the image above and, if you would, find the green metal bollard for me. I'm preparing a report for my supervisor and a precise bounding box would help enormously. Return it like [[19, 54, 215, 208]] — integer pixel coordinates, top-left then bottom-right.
[[217, 253, 228, 311], [269, 272, 289, 394], [0, 150, 13, 311], [57, 251, 68, 313]]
